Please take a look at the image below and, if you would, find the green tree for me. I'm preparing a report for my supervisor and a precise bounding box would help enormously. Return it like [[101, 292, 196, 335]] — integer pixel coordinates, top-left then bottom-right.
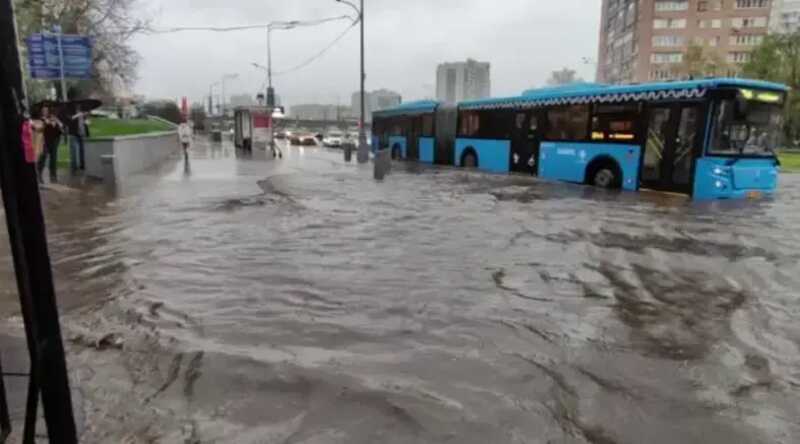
[[679, 42, 728, 78], [143, 100, 182, 124], [744, 32, 800, 145], [546, 68, 584, 86], [13, 0, 150, 101]]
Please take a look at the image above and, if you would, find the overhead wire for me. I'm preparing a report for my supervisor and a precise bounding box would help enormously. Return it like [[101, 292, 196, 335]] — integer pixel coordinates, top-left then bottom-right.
[[149, 15, 353, 34], [148, 15, 359, 76], [272, 18, 358, 76]]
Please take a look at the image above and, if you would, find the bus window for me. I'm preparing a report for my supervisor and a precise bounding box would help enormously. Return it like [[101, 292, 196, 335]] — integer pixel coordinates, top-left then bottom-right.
[[422, 114, 434, 137], [546, 105, 589, 141], [591, 103, 638, 142], [708, 98, 784, 156], [459, 111, 480, 137]]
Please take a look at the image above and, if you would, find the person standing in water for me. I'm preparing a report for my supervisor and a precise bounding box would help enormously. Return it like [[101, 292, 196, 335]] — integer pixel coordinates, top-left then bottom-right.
[[178, 119, 193, 152], [67, 104, 89, 172], [37, 105, 63, 183]]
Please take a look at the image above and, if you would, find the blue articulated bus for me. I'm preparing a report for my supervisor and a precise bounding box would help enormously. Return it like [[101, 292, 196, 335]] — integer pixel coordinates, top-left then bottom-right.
[[371, 100, 441, 164], [372, 78, 789, 200]]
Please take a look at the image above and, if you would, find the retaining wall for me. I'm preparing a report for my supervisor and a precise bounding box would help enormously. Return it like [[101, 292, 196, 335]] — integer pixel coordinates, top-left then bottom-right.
[[85, 131, 178, 182]]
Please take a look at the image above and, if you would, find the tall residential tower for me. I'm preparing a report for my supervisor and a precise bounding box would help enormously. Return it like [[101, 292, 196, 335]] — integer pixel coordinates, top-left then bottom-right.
[[436, 59, 491, 104], [597, 0, 774, 84]]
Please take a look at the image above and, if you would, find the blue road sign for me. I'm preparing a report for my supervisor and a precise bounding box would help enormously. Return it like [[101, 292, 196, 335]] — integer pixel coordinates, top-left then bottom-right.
[[25, 33, 93, 80]]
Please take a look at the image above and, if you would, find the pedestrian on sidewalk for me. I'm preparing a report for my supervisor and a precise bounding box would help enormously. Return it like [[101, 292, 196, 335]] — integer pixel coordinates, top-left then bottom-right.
[[178, 120, 193, 152], [67, 104, 89, 173], [37, 106, 63, 183], [30, 111, 45, 163]]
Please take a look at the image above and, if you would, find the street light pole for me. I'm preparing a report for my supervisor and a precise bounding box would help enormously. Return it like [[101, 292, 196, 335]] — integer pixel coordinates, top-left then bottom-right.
[[267, 26, 275, 107], [336, 0, 368, 163], [208, 81, 220, 115], [220, 73, 238, 117], [359, 0, 367, 163]]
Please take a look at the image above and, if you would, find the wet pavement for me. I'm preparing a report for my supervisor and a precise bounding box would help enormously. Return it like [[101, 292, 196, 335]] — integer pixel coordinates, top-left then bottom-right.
[[1, 137, 800, 443]]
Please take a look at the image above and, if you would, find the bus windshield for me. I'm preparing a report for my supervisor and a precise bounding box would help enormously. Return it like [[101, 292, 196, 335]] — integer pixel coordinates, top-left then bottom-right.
[[708, 96, 784, 157]]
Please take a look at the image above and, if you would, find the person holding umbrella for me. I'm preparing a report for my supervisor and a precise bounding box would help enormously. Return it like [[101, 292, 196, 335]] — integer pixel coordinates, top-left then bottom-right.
[[67, 103, 90, 172], [37, 105, 64, 183]]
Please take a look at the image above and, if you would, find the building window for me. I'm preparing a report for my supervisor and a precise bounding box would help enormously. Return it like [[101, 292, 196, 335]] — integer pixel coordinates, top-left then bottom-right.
[[655, 0, 689, 11], [727, 52, 752, 63], [651, 52, 684, 63], [545, 105, 590, 141], [731, 17, 768, 28], [735, 0, 769, 8], [730, 34, 764, 46], [650, 69, 675, 80], [698, 0, 724, 10], [652, 35, 685, 47], [696, 36, 722, 46], [698, 18, 722, 28], [654, 18, 687, 29]]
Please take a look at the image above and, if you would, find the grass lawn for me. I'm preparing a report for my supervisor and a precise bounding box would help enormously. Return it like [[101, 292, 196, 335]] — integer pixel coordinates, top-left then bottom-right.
[[778, 152, 800, 173], [56, 118, 174, 168]]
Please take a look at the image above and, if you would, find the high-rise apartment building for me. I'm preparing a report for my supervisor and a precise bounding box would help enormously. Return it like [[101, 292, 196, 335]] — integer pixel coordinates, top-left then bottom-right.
[[771, 0, 800, 32], [436, 59, 491, 104], [597, 0, 774, 84]]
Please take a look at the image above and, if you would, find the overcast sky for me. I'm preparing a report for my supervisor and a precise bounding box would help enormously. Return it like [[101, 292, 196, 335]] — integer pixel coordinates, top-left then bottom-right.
[[132, 0, 601, 109]]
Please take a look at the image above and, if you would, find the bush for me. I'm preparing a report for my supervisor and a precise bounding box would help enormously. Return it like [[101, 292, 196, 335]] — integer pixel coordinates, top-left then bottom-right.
[[141, 100, 182, 124]]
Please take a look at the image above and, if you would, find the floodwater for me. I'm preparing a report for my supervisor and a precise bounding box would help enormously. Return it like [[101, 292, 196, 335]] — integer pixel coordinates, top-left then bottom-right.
[[1, 137, 799, 443]]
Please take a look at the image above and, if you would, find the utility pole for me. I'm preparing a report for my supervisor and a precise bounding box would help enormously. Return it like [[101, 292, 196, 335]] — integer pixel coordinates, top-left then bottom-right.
[[0, 0, 78, 441], [267, 26, 275, 107], [336, 0, 368, 162]]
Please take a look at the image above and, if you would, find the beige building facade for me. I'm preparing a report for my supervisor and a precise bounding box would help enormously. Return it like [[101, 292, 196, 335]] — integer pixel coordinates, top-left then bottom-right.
[[597, 0, 774, 84]]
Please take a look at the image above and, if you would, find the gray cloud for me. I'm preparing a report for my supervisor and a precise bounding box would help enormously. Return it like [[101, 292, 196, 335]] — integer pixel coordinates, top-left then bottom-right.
[[132, 0, 601, 108]]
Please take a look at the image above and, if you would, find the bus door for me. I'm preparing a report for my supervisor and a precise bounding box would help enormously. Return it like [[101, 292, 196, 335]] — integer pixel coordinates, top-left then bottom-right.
[[641, 103, 701, 193], [510, 110, 541, 175], [407, 116, 420, 160]]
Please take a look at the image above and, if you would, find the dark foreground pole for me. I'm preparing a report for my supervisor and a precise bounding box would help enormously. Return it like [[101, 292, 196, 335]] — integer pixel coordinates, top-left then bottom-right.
[[0, 1, 78, 442]]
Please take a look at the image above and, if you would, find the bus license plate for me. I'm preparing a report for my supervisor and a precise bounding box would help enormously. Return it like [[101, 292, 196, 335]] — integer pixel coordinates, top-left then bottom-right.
[[747, 191, 763, 199]]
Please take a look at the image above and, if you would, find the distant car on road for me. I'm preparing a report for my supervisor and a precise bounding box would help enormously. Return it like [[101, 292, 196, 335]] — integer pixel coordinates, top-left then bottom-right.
[[323, 131, 344, 148], [300, 135, 318, 146]]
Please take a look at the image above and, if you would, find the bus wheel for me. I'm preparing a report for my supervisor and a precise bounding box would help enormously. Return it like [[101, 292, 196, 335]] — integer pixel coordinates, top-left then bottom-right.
[[462, 151, 478, 168], [590, 162, 622, 189]]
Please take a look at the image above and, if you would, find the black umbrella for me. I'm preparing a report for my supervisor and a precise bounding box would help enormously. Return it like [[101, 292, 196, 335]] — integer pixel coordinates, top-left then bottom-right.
[[66, 99, 102, 113], [31, 100, 65, 118]]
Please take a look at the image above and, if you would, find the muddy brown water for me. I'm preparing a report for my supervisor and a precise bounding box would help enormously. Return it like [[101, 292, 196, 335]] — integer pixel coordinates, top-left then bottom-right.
[[1, 138, 799, 443]]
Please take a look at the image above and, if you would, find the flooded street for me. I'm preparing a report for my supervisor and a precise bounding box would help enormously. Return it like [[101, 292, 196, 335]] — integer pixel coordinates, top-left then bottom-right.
[[2, 137, 800, 443]]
